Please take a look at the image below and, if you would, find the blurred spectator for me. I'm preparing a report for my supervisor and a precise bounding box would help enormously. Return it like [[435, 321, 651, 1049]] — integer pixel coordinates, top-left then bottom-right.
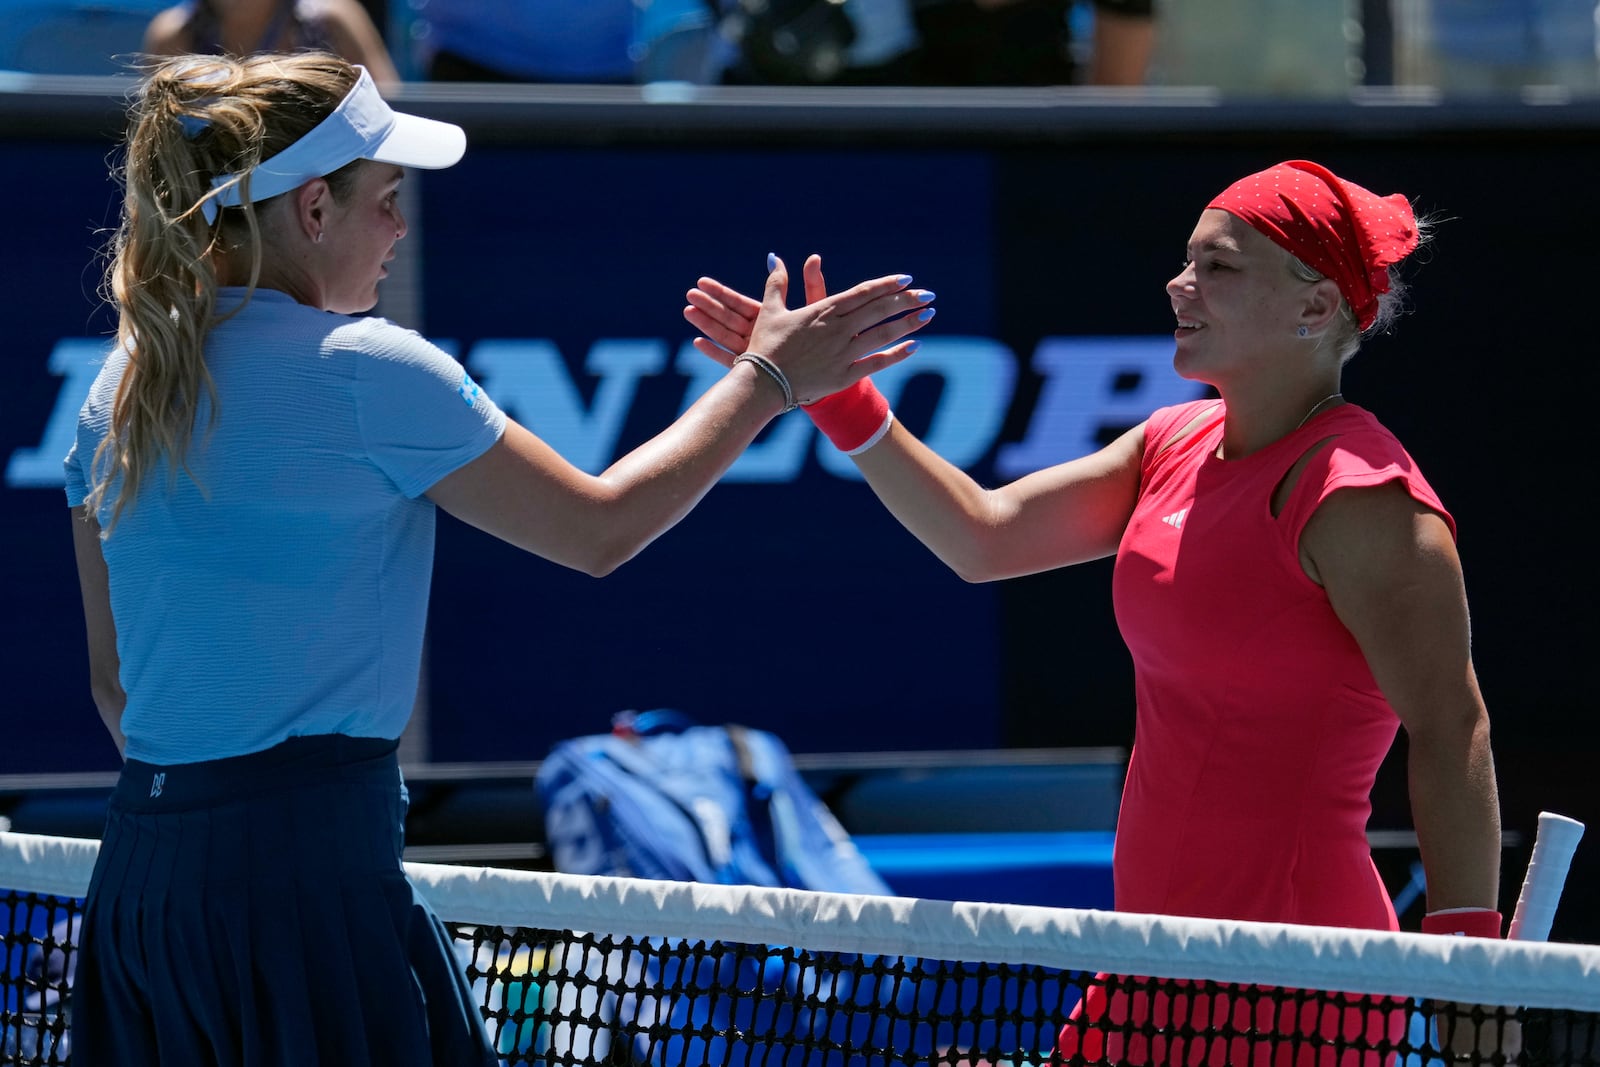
[[838, 0, 924, 84], [412, 0, 920, 87], [634, 0, 727, 83], [145, 0, 400, 86], [409, 0, 1149, 87], [915, 0, 1154, 86], [714, 0, 1152, 86], [420, 0, 635, 82], [1148, 0, 1358, 96], [1411, 0, 1599, 94], [719, 0, 921, 85]]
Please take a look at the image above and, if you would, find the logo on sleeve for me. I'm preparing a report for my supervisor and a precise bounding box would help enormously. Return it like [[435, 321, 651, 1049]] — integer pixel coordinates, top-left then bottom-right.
[[1161, 508, 1189, 530], [457, 372, 482, 408]]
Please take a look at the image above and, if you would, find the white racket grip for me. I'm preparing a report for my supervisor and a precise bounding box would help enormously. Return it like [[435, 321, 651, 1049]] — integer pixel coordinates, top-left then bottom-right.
[[1507, 811, 1585, 942]]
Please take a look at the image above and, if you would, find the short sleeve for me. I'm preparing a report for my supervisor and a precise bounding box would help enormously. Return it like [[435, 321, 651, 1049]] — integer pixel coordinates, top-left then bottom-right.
[[1281, 426, 1456, 545], [1139, 399, 1222, 472], [62, 350, 123, 510], [344, 320, 508, 498], [63, 440, 87, 507]]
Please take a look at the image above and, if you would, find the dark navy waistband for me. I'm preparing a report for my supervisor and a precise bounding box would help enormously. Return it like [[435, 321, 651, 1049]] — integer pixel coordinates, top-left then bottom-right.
[[113, 734, 401, 812]]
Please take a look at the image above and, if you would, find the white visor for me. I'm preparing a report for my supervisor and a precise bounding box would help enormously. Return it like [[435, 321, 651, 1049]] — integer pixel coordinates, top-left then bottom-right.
[[201, 66, 465, 222]]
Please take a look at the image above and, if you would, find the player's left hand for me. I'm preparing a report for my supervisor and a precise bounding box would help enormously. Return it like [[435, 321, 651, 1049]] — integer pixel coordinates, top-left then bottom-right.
[[685, 254, 832, 367]]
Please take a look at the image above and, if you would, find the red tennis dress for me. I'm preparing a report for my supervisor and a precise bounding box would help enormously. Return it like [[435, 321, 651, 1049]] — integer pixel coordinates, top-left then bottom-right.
[[1059, 399, 1453, 1066]]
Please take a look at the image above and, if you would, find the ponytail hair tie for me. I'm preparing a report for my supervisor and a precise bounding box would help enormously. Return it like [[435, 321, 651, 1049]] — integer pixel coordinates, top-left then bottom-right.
[[176, 113, 211, 140]]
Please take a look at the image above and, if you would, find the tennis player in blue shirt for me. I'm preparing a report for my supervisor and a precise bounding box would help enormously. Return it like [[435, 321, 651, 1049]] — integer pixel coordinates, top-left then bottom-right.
[[64, 50, 932, 1065]]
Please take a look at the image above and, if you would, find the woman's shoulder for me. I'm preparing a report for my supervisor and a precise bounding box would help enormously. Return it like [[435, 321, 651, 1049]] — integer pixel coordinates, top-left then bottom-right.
[[79, 344, 131, 417], [1150, 397, 1221, 426], [297, 0, 383, 28], [295, 0, 395, 74], [327, 314, 450, 361], [292, 0, 346, 43], [1145, 396, 1222, 451], [323, 316, 481, 394], [213, 297, 443, 365], [1293, 404, 1451, 531], [1318, 404, 1414, 463], [141, 3, 196, 54]]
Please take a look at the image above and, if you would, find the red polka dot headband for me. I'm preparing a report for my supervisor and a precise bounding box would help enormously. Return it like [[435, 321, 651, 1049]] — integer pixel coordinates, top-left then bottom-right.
[[1207, 160, 1418, 331]]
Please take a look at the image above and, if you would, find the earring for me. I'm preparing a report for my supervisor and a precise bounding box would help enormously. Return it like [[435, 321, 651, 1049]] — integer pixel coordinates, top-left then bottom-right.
[[315, 231, 324, 244], [1296, 325, 1309, 338]]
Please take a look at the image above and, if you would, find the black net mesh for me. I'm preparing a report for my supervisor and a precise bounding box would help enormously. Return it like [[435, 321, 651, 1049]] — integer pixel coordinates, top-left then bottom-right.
[[5, 888, 1598, 1066], [2, 892, 75, 1067], [449, 923, 1597, 1067]]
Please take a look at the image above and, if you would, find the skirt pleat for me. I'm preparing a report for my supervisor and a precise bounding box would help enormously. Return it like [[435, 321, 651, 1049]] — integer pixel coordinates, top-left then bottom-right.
[[76, 811, 159, 1067], [144, 809, 239, 1067], [394, 880, 498, 1067], [181, 809, 247, 1067], [248, 801, 319, 1067], [69, 735, 497, 1067]]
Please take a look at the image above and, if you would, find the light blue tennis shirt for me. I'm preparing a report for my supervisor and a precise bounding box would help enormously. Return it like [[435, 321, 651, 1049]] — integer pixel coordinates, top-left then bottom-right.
[[64, 289, 507, 765]]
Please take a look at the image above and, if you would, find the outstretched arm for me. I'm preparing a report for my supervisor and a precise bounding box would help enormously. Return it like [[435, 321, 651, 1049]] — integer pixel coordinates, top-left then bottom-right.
[[429, 260, 932, 577], [850, 418, 1144, 582], [686, 255, 1144, 582]]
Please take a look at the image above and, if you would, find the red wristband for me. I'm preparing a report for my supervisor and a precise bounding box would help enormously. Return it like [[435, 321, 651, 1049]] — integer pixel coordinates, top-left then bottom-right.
[[802, 379, 892, 454], [1421, 909, 1503, 939]]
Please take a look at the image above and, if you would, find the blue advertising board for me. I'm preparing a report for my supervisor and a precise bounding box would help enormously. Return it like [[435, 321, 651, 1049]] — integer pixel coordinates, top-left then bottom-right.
[[3, 90, 1597, 830]]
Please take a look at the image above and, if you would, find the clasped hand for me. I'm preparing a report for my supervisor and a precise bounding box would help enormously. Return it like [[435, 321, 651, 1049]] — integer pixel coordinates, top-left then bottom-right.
[[685, 254, 934, 407]]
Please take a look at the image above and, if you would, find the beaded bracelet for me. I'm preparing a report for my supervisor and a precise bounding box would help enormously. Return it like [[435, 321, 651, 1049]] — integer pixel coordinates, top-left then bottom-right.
[[733, 352, 796, 413]]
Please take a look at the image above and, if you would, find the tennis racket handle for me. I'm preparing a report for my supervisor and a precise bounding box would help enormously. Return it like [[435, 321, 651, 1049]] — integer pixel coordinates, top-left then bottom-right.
[[1507, 811, 1585, 942]]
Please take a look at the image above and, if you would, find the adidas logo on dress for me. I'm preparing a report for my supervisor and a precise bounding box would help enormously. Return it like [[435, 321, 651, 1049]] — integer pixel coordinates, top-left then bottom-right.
[[1161, 508, 1189, 529]]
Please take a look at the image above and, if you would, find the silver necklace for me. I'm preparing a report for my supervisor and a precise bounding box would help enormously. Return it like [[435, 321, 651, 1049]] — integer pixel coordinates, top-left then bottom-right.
[[1295, 392, 1342, 430]]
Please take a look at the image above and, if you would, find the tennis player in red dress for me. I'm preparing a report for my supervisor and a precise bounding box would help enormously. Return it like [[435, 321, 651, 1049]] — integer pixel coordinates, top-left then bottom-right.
[[684, 160, 1508, 1065]]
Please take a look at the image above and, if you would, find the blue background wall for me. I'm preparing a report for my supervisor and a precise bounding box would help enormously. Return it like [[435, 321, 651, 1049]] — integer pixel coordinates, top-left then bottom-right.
[[2, 94, 1596, 940]]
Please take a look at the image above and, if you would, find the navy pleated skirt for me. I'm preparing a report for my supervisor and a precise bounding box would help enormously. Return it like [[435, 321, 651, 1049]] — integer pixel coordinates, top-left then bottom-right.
[[70, 735, 497, 1067]]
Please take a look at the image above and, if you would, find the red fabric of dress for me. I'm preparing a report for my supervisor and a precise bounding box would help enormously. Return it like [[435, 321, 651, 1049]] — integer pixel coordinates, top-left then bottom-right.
[[1059, 399, 1452, 1066]]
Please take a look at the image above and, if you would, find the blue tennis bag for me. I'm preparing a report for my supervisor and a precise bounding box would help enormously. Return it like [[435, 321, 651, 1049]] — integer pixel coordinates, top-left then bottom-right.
[[536, 709, 890, 896], [523, 711, 934, 1066]]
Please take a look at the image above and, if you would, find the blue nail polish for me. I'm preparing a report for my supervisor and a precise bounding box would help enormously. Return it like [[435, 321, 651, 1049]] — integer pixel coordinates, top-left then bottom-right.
[[917, 307, 936, 322], [915, 290, 936, 303], [895, 275, 913, 287], [906, 340, 921, 354], [767, 252, 778, 273]]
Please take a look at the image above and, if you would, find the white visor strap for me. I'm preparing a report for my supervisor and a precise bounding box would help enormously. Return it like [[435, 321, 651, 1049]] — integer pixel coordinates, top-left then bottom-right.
[[201, 66, 393, 223]]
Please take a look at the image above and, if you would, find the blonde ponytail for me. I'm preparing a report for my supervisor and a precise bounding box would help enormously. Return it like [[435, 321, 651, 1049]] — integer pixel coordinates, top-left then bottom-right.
[[86, 52, 358, 534]]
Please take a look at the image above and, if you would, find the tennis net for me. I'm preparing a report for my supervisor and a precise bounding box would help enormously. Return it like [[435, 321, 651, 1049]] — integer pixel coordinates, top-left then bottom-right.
[[4, 830, 1598, 1066]]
